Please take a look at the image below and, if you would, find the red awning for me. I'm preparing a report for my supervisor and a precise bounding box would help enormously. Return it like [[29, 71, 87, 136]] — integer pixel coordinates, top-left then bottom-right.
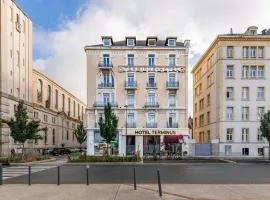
[[163, 135, 183, 144]]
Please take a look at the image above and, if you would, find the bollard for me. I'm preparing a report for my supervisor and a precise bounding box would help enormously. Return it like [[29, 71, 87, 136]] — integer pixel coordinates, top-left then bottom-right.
[[133, 167, 137, 190], [86, 165, 89, 185], [157, 170, 162, 197], [57, 165, 60, 185], [0, 164, 3, 185], [28, 166, 31, 186]]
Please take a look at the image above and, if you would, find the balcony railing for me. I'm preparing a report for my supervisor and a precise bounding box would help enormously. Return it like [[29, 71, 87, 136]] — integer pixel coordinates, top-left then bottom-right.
[[98, 62, 113, 69], [144, 102, 159, 108], [146, 122, 157, 128], [93, 101, 118, 107], [127, 122, 136, 128], [166, 81, 179, 89], [146, 82, 157, 89], [98, 83, 115, 88], [124, 81, 137, 89], [167, 122, 178, 128]]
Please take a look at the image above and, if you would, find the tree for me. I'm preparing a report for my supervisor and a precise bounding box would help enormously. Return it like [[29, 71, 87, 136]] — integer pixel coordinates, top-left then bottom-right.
[[260, 110, 270, 159], [74, 123, 87, 151], [3, 101, 46, 155], [98, 103, 118, 155]]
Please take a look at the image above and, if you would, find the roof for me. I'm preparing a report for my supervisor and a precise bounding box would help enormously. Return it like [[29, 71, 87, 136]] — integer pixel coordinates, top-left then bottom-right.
[[88, 40, 185, 47]]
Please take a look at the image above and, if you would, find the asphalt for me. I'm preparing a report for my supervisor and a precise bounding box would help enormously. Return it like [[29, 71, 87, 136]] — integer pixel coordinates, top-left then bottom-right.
[[3, 162, 270, 184]]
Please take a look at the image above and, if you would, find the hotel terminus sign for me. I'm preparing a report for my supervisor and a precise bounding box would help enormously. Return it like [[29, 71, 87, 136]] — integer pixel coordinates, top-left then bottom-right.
[[131, 130, 177, 135], [118, 66, 186, 73]]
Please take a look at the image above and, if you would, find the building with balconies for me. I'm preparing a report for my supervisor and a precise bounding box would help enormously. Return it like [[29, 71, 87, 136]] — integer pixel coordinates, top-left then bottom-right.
[[85, 36, 190, 156]]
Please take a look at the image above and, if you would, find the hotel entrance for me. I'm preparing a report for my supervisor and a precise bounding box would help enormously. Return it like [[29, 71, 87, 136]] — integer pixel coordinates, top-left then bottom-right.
[[143, 136, 160, 156]]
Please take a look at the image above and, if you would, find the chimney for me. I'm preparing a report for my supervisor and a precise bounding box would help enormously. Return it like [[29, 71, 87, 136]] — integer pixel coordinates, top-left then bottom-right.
[[230, 28, 233, 34]]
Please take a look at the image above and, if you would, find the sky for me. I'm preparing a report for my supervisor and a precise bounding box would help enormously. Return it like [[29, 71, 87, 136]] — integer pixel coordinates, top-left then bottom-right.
[[15, 0, 270, 115]]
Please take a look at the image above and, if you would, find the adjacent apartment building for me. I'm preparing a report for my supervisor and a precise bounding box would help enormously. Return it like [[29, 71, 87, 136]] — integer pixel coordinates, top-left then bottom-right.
[[0, 0, 86, 155], [192, 26, 270, 157], [85, 36, 190, 156]]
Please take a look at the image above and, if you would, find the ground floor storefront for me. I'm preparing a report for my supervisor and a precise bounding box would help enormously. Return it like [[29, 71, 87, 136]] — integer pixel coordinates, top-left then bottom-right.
[[87, 128, 190, 157]]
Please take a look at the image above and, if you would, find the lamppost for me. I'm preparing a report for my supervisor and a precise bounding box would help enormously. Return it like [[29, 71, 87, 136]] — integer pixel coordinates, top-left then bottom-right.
[[124, 105, 128, 156]]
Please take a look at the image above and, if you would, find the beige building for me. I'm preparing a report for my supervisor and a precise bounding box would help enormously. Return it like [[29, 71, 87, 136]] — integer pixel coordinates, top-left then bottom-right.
[[85, 36, 190, 156], [32, 69, 86, 154], [0, 0, 86, 155], [192, 26, 270, 157]]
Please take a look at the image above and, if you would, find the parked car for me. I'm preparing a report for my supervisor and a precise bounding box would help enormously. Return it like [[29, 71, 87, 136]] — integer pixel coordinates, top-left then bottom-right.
[[51, 148, 71, 156]]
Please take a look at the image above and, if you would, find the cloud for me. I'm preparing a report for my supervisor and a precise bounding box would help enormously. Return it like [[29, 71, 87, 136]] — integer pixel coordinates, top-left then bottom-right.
[[33, 0, 270, 115]]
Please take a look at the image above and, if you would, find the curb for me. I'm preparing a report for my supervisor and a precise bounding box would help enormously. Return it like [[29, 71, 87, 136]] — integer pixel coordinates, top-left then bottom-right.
[[9, 158, 56, 166], [65, 161, 143, 166]]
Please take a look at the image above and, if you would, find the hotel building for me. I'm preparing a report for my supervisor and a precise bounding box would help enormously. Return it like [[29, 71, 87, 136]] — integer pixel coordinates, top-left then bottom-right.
[[0, 0, 86, 155], [85, 36, 190, 156], [192, 26, 270, 157]]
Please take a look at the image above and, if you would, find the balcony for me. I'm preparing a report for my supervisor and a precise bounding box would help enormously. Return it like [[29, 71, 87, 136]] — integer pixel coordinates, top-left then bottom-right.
[[146, 122, 157, 128], [93, 101, 118, 108], [98, 62, 113, 69], [98, 83, 115, 88], [166, 81, 179, 89], [167, 122, 178, 128], [127, 122, 136, 128], [144, 102, 159, 108], [124, 81, 137, 89], [146, 82, 157, 89]]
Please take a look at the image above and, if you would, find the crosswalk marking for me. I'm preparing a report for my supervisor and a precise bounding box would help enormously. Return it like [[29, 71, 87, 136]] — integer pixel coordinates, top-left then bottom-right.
[[2, 158, 67, 180]]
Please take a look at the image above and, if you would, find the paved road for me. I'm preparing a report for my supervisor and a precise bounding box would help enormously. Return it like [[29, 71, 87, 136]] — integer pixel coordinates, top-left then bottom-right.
[[3, 162, 270, 184]]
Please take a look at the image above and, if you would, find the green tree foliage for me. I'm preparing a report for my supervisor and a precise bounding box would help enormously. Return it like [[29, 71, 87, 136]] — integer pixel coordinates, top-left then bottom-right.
[[74, 123, 87, 151], [260, 110, 270, 159], [3, 101, 46, 154], [98, 103, 118, 145]]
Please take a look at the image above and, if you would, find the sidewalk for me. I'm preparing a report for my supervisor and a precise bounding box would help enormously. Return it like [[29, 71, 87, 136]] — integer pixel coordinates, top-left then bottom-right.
[[1, 184, 270, 200]]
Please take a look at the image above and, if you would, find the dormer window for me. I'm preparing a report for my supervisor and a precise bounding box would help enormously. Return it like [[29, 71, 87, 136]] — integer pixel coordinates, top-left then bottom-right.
[[148, 39, 156, 46], [127, 39, 135, 47], [103, 39, 111, 46], [168, 39, 176, 46]]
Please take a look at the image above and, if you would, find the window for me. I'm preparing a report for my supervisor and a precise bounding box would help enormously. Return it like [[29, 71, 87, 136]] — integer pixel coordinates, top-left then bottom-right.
[[62, 94, 65, 111], [227, 46, 233, 58], [169, 54, 176, 67], [226, 128, 233, 142], [168, 39, 176, 46], [52, 129, 55, 145], [242, 128, 249, 142], [148, 93, 156, 105], [127, 93, 135, 107], [242, 66, 249, 78], [250, 47, 256, 58], [258, 148, 264, 156], [55, 90, 58, 109], [207, 112, 210, 124], [257, 87, 264, 100], [242, 87, 249, 100], [148, 112, 156, 124], [199, 115, 204, 127], [195, 118, 197, 128], [168, 73, 176, 85], [258, 47, 264, 58], [250, 66, 256, 78], [127, 39, 135, 46], [258, 66, 264, 78], [195, 103, 197, 113], [199, 98, 204, 110], [37, 79, 43, 102], [127, 113, 135, 127], [68, 98, 71, 114], [226, 65, 233, 78], [127, 54, 134, 66], [242, 107, 249, 120], [44, 114, 48, 122], [257, 107, 265, 120], [103, 39, 111, 46], [168, 113, 176, 128], [66, 131, 69, 140], [225, 145, 232, 155], [243, 47, 249, 58], [44, 130, 48, 145], [148, 39, 156, 46], [17, 51, 20, 66], [226, 107, 233, 120], [257, 129, 263, 141], [169, 93, 176, 107], [226, 87, 234, 100], [127, 73, 135, 86], [148, 74, 155, 87], [207, 94, 210, 106], [148, 54, 155, 67], [73, 101, 76, 117], [103, 54, 110, 66], [242, 148, 249, 156]]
